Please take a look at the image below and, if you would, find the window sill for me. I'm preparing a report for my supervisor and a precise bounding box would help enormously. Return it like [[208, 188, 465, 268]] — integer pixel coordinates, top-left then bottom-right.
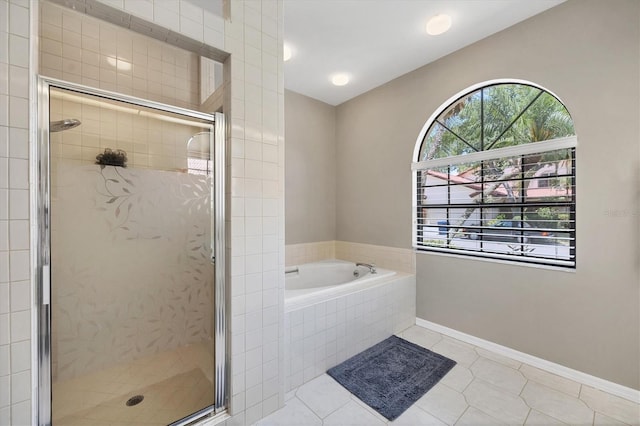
[[414, 248, 576, 273]]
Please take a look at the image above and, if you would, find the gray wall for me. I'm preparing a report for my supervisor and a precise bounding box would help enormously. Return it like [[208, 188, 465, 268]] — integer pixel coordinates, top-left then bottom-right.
[[285, 90, 337, 244], [334, 0, 640, 389]]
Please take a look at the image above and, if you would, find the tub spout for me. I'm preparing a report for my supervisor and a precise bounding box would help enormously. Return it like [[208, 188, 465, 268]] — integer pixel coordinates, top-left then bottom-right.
[[356, 262, 377, 274]]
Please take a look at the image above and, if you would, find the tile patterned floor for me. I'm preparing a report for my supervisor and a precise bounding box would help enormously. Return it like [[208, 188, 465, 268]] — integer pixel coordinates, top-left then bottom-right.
[[257, 326, 640, 426], [52, 342, 214, 426]]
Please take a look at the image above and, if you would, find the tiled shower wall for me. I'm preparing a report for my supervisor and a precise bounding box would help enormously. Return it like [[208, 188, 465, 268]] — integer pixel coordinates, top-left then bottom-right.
[[0, 0, 285, 425], [48, 91, 202, 171], [0, 0, 32, 424], [223, 1, 286, 424], [39, 1, 200, 110]]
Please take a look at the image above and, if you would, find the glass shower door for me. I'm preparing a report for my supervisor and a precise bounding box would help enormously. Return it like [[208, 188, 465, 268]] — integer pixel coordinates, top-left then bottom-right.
[[43, 83, 220, 425]]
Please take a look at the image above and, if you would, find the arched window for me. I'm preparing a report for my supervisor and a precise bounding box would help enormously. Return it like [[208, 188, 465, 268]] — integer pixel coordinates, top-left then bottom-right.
[[412, 81, 576, 267]]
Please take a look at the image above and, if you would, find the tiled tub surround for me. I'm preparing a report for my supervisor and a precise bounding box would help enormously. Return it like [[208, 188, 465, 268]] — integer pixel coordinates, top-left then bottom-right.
[[285, 240, 416, 274], [335, 241, 415, 274], [284, 263, 416, 392], [285, 241, 335, 267]]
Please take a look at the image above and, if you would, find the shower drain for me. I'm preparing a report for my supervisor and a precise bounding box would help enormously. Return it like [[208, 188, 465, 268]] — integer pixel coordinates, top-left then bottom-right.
[[125, 395, 144, 407]]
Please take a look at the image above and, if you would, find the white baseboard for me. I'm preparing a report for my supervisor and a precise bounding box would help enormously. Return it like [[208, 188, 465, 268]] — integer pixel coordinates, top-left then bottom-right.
[[416, 317, 640, 404]]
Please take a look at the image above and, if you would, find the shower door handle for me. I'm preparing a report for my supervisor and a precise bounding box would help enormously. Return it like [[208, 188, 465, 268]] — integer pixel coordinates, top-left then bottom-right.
[[42, 205, 51, 305], [42, 264, 51, 305]]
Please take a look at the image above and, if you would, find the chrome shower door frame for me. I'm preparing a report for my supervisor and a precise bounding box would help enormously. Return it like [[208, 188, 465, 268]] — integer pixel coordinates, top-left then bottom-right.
[[34, 76, 228, 426]]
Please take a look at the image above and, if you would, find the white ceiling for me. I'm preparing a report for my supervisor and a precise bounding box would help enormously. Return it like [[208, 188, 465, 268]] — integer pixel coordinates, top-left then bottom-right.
[[283, 0, 564, 106]]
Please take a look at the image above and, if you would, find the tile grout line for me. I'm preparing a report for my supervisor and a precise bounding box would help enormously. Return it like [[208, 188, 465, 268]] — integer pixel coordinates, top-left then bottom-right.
[[294, 379, 338, 424], [453, 405, 472, 425], [521, 407, 532, 426]]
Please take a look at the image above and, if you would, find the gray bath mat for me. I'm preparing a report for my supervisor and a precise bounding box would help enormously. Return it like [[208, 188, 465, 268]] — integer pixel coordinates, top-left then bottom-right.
[[327, 335, 456, 421]]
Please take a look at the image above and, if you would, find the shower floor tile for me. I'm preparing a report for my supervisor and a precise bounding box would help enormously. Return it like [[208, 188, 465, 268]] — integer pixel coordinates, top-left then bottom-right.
[[52, 343, 214, 425]]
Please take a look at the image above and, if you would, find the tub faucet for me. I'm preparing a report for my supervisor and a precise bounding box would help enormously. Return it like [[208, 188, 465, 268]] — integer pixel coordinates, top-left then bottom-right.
[[356, 262, 377, 274]]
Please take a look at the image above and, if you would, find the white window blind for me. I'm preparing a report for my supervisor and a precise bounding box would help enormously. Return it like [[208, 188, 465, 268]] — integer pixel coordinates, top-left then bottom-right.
[[412, 82, 577, 268]]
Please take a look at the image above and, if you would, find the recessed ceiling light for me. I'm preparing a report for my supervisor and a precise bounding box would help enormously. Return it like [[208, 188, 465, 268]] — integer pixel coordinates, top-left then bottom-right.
[[426, 14, 452, 35], [331, 73, 350, 86], [283, 44, 293, 61]]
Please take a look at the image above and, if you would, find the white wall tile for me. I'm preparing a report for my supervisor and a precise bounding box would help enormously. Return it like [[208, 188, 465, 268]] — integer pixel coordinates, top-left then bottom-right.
[[0, 126, 7, 158], [62, 29, 81, 49], [0, 314, 9, 346], [245, 159, 262, 179], [9, 280, 28, 312], [154, 6, 180, 32], [0, 253, 8, 284], [9, 369, 28, 403], [8, 97, 27, 129], [245, 287, 262, 313], [8, 128, 27, 159], [9, 341, 29, 373], [10, 400, 30, 426], [124, 0, 153, 21], [262, 16, 277, 38], [8, 220, 27, 251], [8, 3, 28, 38], [179, 0, 203, 24], [245, 63, 261, 86], [62, 11, 82, 34], [81, 19, 100, 40], [204, 23, 224, 50], [41, 22, 62, 42], [8, 189, 27, 219], [0, 64, 7, 96], [8, 158, 27, 189], [0, 221, 7, 251], [245, 236, 262, 255], [245, 197, 262, 217], [245, 217, 262, 236], [0, 344, 9, 376], [0, 283, 8, 314], [8, 66, 27, 99], [0, 375, 10, 407], [0, 96, 7, 127], [180, 16, 203, 42], [0, 32, 8, 65], [0, 157, 9, 188], [9, 310, 28, 342], [8, 250, 27, 282], [0, 0, 8, 33]]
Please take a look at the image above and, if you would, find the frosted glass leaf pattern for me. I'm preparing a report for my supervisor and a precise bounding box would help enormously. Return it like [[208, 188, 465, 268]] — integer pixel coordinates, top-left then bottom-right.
[[51, 164, 214, 380]]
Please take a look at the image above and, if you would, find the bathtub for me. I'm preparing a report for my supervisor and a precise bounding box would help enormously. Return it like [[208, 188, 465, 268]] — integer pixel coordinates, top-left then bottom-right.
[[285, 259, 396, 310], [284, 259, 416, 391]]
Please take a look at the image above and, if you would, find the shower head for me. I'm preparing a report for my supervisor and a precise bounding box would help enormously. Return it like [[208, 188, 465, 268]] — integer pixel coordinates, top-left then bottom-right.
[[50, 118, 81, 132], [187, 131, 211, 159]]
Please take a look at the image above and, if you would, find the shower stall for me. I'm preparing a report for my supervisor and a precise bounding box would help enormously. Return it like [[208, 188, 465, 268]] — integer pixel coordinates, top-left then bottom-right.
[[35, 77, 227, 425]]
